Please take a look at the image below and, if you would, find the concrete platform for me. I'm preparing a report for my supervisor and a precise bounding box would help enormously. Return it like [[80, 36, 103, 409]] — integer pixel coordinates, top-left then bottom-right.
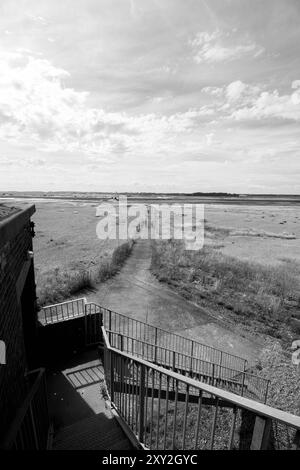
[[47, 349, 133, 450]]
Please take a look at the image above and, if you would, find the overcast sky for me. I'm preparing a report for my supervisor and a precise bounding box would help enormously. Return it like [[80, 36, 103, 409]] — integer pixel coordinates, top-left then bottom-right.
[[0, 0, 299, 193]]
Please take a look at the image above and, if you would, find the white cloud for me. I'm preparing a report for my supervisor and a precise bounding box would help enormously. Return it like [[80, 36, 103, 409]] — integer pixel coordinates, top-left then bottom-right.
[[225, 81, 247, 102], [230, 84, 300, 121], [201, 80, 300, 122], [292, 80, 300, 90], [189, 30, 264, 64], [0, 51, 212, 161]]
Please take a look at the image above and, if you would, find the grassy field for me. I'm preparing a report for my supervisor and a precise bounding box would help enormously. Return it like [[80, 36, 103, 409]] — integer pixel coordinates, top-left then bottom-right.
[[151, 236, 300, 344], [30, 200, 133, 306]]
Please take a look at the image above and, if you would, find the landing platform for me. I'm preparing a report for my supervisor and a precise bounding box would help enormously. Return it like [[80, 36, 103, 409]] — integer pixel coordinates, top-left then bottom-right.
[[47, 349, 133, 450]]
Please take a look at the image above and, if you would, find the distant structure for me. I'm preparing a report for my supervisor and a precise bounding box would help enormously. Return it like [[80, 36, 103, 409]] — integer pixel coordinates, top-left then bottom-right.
[[0, 204, 37, 443]]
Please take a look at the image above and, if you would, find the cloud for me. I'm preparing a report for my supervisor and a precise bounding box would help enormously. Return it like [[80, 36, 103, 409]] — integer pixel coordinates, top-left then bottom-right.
[[292, 80, 300, 90], [0, 50, 213, 161], [225, 81, 247, 102], [189, 30, 264, 63], [202, 80, 300, 122], [230, 83, 300, 122]]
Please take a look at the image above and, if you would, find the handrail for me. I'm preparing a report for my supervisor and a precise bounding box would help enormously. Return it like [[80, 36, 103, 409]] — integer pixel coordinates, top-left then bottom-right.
[[42, 297, 87, 309], [1, 368, 50, 450], [107, 329, 262, 379], [102, 326, 300, 450], [41, 297, 87, 324], [107, 329, 270, 402], [40, 298, 248, 371], [102, 327, 299, 428], [99, 303, 248, 370]]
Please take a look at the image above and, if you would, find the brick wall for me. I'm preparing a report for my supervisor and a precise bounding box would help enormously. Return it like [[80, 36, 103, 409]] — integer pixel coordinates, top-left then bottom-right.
[[0, 217, 36, 441]]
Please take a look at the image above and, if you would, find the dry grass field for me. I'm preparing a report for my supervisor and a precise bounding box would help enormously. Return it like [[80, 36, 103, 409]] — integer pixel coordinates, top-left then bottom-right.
[[30, 200, 133, 306], [2, 196, 299, 418], [151, 203, 300, 344], [3, 197, 300, 328], [204, 204, 300, 265]]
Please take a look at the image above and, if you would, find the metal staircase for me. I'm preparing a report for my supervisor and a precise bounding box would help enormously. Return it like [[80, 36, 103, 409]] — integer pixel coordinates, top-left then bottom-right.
[[39, 298, 300, 450]]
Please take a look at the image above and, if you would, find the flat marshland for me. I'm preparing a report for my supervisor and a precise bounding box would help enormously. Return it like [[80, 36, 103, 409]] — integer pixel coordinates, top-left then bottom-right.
[[29, 200, 133, 306], [2, 195, 299, 415], [150, 203, 300, 415], [152, 204, 300, 343]]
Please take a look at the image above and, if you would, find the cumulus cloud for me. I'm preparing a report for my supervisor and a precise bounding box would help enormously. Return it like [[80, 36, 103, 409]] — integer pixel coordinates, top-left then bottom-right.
[[202, 80, 300, 122], [189, 30, 264, 64], [0, 50, 213, 160], [230, 83, 300, 121], [225, 81, 247, 102]]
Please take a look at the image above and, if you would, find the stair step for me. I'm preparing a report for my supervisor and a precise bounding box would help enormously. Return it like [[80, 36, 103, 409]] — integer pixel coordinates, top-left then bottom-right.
[[53, 414, 133, 450]]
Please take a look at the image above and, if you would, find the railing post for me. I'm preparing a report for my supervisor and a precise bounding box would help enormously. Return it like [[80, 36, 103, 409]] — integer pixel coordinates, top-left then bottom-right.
[[264, 380, 269, 404], [241, 371, 245, 397], [110, 351, 114, 403], [138, 364, 146, 443], [190, 340, 194, 372], [84, 303, 88, 346], [119, 334, 124, 352], [250, 416, 272, 450], [154, 327, 158, 363], [212, 363, 215, 386], [219, 351, 223, 367], [108, 310, 112, 332]]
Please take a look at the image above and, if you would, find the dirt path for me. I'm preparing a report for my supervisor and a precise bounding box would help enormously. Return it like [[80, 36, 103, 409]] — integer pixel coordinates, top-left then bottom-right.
[[86, 240, 263, 364]]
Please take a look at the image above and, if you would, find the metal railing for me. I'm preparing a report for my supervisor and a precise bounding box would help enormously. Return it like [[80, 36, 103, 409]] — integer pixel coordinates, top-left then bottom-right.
[[100, 304, 247, 371], [40, 298, 87, 324], [102, 327, 300, 450], [40, 299, 248, 371], [1, 368, 50, 450], [40, 299, 268, 401], [107, 330, 269, 403]]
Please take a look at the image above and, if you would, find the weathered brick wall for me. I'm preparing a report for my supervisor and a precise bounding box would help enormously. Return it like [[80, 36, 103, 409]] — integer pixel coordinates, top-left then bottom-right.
[[0, 220, 34, 441]]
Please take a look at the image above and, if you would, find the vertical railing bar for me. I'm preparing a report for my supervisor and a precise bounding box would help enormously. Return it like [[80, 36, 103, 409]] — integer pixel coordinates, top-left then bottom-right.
[[149, 369, 155, 448], [171, 379, 178, 450], [155, 372, 162, 450], [163, 375, 170, 450], [182, 384, 189, 450], [144, 366, 149, 448], [210, 397, 219, 450], [194, 390, 203, 450], [135, 362, 139, 434], [128, 359, 133, 428], [121, 356, 125, 418], [110, 351, 114, 403], [229, 406, 237, 450], [138, 364, 145, 444], [109, 310, 112, 335], [131, 361, 135, 432]]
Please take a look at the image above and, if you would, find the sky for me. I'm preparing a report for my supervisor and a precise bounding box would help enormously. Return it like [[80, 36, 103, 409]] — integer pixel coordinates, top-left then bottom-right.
[[0, 0, 299, 193]]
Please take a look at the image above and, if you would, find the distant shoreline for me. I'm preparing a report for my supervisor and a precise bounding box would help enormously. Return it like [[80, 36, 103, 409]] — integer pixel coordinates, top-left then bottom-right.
[[1, 193, 300, 206]]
